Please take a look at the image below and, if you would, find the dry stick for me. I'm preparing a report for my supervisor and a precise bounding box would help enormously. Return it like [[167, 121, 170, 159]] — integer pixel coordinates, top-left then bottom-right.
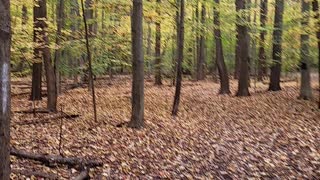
[[80, 0, 97, 122]]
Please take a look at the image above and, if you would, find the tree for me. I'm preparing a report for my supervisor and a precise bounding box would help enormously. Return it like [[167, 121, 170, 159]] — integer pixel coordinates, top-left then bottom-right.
[[54, 0, 65, 95], [258, 0, 268, 81], [312, 0, 320, 108], [85, 0, 94, 37], [236, 0, 250, 96], [269, 0, 284, 91], [0, 0, 11, 178], [172, 0, 185, 116], [197, 2, 206, 80], [155, 0, 162, 85], [214, 0, 230, 94], [299, 0, 313, 100], [128, 0, 144, 128]]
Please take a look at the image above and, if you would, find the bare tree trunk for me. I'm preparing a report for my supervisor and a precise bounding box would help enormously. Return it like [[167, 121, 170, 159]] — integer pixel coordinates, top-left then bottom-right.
[[312, 0, 320, 108], [146, 22, 152, 78], [155, 0, 162, 85], [269, 0, 284, 91], [197, 2, 206, 80], [85, 0, 94, 37], [129, 0, 144, 128], [172, 0, 185, 116], [234, 0, 241, 80], [236, 0, 250, 96], [70, 0, 81, 84], [0, 0, 11, 178], [54, 0, 64, 95], [214, 0, 230, 94], [258, 0, 268, 81], [299, 0, 313, 100]]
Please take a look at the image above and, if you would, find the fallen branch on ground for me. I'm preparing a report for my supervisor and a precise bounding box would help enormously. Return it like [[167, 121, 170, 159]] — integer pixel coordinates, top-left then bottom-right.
[[13, 113, 80, 126], [11, 148, 103, 168]]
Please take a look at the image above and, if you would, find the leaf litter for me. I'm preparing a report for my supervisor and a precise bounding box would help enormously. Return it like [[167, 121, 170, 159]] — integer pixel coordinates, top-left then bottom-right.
[[10, 76, 320, 179]]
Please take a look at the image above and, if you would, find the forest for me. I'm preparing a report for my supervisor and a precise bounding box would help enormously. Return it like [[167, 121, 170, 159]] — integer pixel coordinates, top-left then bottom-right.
[[0, 0, 319, 179]]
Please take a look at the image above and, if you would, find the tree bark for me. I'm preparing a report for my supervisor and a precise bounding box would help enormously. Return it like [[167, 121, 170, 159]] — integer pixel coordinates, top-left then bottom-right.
[[54, 0, 65, 95], [172, 0, 185, 116], [128, 0, 144, 128], [214, 0, 230, 94], [197, 2, 206, 80], [0, 0, 11, 178], [236, 0, 250, 96], [269, 0, 284, 91], [312, 0, 320, 108], [299, 0, 313, 100], [258, 0, 268, 81], [155, 0, 162, 85]]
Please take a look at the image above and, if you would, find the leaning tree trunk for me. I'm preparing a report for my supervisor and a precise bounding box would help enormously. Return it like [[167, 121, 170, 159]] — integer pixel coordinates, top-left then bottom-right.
[[154, 0, 162, 85], [197, 2, 206, 80], [312, 0, 319, 108], [269, 0, 284, 91], [258, 0, 268, 81], [172, 0, 185, 116], [54, 0, 65, 95], [0, 0, 11, 178], [236, 0, 250, 96], [128, 0, 144, 128], [299, 0, 313, 100], [214, 0, 230, 94]]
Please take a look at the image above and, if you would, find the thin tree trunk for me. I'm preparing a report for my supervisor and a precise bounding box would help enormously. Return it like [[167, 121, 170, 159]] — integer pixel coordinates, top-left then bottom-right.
[[147, 22, 152, 78], [0, 0, 11, 178], [54, 0, 64, 95], [299, 0, 313, 100], [236, 0, 250, 96], [70, 0, 81, 84], [172, 0, 185, 116], [234, 0, 241, 80], [155, 0, 162, 85], [128, 0, 144, 128], [214, 0, 230, 94], [258, 0, 268, 81], [197, 2, 206, 80], [269, 0, 284, 91], [312, 0, 320, 108]]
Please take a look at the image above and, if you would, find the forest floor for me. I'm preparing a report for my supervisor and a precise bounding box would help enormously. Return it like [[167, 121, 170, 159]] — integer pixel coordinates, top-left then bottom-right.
[[10, 76, 320, 179]]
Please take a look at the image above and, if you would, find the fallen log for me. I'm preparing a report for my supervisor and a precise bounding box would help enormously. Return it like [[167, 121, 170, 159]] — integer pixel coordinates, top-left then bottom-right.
[[13, 113, 80, 126], [11, 148, 103, 168], [14, 108, 50, 114], [12, 169, 58, 180]]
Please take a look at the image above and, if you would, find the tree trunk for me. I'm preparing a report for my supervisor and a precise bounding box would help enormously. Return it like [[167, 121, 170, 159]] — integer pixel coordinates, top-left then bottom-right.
[[236, 0, 250, 96], [146, 22, 152, 78], [172, 0, 185, 116], [269, 0, 284, 91], [155, 0, 162, 85], [0, 0, 11, 178], [234, 0, 241, 80], [197, 2, 206, 80], [258, 0, 268, 81], [36, 0, 57, 112], [312, 0, 320, 108], [54, 0, 64, 95], [214, 0, 230, 94], [129, 0, 144, 128], [70, 0, 81, 84], [299, 0, 313, 100]]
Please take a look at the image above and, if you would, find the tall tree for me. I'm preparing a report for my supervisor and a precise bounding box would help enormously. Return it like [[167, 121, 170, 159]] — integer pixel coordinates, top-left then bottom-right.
[[85, 0, 94, 36], [155, 0, 162, 85], [128, 0, 144, 128], [70, 0, 81, 83], [197, 2, 206, 80], [269, 0, 284, 91], [0, 0, 11, 178], [172, 0, 185, 116], [258, 0, 268, 81], [234, 0, 241, 79], [236, 0, 250, 96], [54, 0, 65, 95], [299, 0, 313, 100], [31, 0, 45, 101], [312, 0, 319, 108], [214, 0, 230, 94], [41, 0, 57, 112]]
